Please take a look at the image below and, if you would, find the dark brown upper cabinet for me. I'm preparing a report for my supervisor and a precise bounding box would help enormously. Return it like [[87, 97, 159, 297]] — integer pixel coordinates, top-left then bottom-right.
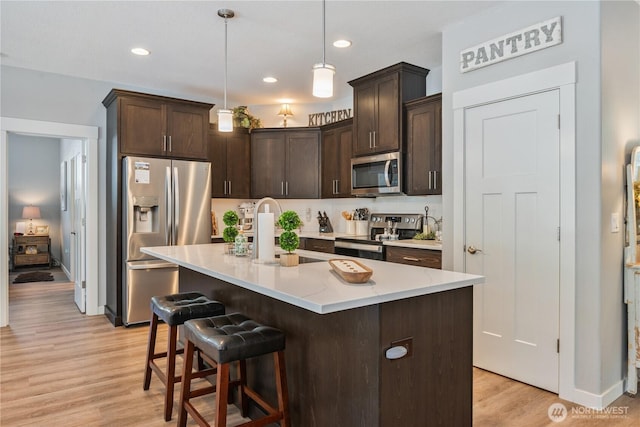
[[321, 119, 353, 198], [209, 125, 251, 198], [251, 128, 321, 199], [103, 89, 212, 160], [405, 94, 442, 195], [348, 62, 429, 157]]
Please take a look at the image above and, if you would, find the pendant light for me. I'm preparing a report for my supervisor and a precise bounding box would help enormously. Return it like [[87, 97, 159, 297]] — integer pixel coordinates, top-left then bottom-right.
[[218, 9, 234, 132], [312, 0, 335, 98]]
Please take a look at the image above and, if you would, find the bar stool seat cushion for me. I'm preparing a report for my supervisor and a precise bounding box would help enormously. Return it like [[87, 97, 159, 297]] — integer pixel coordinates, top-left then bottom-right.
[[151, 292, 225, 327], [184, 313, 285, 364]]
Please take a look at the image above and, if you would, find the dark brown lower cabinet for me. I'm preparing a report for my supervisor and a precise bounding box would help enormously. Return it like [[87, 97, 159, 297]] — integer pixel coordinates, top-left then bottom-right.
[[386, 245, 442, 269], [180, 267, 472, 427], [300, 238, 334, 253]]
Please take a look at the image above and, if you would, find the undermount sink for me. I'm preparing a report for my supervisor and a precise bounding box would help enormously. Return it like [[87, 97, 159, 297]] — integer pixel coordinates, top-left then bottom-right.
[[275, 254, 325, 264]]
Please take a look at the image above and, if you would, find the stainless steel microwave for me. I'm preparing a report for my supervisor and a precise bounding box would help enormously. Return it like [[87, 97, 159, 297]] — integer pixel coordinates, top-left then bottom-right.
[[351, 152, 403, 197]]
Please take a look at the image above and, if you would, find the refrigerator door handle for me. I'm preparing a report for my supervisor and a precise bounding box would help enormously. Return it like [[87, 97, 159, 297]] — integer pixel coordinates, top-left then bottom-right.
[[173, 166, 180, 245], [127, 260, 178, 270], [165, 166, 172, 245]]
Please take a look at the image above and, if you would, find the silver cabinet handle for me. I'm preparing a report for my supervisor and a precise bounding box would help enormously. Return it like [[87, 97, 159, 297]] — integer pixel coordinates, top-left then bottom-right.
[[228, 180, 232, 195], [335, 179, 339, 194], [402, 256, 421, 262], [429, 171, 432, 189], [433, 171, 437, 190], [168, 135, 172, 152], [285, 181, 289, 196], [372, 131, 376, 148], [163, 135, 167, 152], [467, 245, 482, 255], [281, 181, 285, 195], [223, 180, 228, 195]]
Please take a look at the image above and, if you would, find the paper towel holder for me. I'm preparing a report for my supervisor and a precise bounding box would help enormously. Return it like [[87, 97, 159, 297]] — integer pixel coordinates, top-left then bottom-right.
[[252, 197, 282, 263]]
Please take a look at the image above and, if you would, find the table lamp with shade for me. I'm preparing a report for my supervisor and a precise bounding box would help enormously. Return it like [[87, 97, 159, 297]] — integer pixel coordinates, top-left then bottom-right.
[[278, 104, 293, 128], [22, 205, 41, 235]]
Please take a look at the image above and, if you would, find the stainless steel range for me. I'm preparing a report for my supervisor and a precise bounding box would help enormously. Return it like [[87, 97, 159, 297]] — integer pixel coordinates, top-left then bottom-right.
[[334, 213, 423, 261]]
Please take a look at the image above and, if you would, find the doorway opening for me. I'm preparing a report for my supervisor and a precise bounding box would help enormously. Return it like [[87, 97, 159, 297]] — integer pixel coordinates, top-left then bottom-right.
[[1, 118, 100, 326]]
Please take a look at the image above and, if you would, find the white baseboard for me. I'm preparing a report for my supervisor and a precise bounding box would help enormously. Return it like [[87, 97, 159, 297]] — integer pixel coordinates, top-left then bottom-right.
[[60, 264, 71, 281], [561, 380, 624, 410]]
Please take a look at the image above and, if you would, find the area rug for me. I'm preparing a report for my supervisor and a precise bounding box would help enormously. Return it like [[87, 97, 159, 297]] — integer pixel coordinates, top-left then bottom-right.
[[13, 271, 55, 283]]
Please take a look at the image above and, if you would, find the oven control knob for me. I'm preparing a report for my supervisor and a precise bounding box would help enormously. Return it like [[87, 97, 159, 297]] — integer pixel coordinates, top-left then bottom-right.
[[410, 218, 415, 223]]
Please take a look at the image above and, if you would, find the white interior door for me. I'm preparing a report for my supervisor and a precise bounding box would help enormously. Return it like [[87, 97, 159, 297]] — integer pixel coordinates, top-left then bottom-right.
[[72, 153, 86, 313], [465, 89, 560, 392]]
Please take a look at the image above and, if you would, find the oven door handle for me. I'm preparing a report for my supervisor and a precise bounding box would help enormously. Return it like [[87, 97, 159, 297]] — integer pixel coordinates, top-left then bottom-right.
[[335, 241, 384, 253]]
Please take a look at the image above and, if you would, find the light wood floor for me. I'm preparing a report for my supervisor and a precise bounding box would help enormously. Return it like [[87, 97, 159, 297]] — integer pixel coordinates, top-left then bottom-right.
[[1, 281, 638, 426]]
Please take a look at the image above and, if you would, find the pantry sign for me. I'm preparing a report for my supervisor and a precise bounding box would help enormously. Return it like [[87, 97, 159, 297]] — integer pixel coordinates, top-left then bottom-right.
[[460, 16, 562, 73]]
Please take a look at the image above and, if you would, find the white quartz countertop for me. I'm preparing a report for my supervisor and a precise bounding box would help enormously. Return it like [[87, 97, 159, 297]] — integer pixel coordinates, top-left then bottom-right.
[[212, 231, 443, 251], [142, 243, 482, 314]]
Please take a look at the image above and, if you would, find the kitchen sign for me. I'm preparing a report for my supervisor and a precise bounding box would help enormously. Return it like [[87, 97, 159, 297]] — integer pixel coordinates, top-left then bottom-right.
[[308, 108, 352, 126], [460, 16, 562, 73]]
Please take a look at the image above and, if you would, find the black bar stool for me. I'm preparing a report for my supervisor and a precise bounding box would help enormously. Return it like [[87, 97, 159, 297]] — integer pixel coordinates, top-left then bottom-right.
[[177, 312, 290, 427], [143, 292, 225, 421]]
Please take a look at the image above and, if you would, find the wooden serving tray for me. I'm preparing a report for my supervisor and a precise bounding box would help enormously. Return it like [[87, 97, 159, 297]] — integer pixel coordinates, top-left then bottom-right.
[[328, 259, 373, 283]]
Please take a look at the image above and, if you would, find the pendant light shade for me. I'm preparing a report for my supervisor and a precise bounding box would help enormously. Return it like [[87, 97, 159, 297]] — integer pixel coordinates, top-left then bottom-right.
[[312, 63, 335, 98], [218, 9, 234, 132], [218, 109, 233, 132], [312, 0, 335, 98]]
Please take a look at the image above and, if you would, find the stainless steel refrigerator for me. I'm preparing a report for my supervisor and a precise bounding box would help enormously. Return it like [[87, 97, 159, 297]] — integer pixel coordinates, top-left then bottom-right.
[[122, 156, 211, 325]]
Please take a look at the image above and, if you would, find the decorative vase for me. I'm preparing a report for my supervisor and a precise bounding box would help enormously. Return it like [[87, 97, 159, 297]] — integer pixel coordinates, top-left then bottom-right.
[[224, 243, 235, 255], [279, 253, 299, 267]]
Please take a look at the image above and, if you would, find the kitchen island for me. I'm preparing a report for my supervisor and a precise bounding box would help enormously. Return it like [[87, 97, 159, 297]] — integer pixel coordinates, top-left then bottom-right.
[[142, 243, 483, 427]]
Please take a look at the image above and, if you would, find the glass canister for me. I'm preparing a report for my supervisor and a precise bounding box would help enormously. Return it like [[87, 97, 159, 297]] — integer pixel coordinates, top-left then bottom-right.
[[234, 231, 248, 257]]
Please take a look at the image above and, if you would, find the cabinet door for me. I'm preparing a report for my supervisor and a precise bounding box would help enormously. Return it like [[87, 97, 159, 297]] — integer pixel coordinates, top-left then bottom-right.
[[251, 132, 286, 198], [209, 131, 228, 197], [374, 73, 400, 153], [120, 97, 166, 156], [352, 82, 377, 156], [226, 132, 251, 198], [321, 129, 339, 198], [336, 126, 353, 197], [286, 131, 320, 198], [323, 124, 353, 198], [166, 103, 208, 160], [405, 96, 442, 195]]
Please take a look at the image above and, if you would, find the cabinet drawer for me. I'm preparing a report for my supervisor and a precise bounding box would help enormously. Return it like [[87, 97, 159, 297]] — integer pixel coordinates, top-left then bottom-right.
[[15, 236, 48, 245], [302, 238, 334, 254], [15, 254, 50, 266], [386, 246, 441, 269]]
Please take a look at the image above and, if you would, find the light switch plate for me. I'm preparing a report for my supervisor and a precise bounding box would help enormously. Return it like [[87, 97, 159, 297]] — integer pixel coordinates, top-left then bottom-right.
[[611, 212, 620, 233]]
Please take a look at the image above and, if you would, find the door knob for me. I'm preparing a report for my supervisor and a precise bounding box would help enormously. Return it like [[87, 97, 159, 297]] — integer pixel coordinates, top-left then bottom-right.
[[467, 245, 482, 255]]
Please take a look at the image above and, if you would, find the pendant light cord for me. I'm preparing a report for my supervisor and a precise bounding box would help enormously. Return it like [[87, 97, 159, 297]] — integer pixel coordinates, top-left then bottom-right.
[[321, 0, 326, 66], [224, 15, 228, 110]]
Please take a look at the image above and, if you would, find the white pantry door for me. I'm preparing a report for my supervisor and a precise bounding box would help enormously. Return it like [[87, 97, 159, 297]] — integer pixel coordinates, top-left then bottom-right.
[[465, 89, 560, 392]]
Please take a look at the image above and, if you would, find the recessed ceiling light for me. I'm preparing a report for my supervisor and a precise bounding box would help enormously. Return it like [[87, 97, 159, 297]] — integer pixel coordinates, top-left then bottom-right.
[[263, 77, 278, 83], [131, 47, 150, 56], [333, 40, 352, 48]]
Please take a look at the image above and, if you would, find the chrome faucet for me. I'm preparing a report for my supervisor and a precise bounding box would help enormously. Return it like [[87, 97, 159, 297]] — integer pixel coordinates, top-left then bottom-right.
[[252, 197, 283, 260]]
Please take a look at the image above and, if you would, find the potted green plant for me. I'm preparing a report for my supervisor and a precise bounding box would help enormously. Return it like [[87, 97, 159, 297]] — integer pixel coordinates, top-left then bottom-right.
[[222, 210, 239, 254], [277, 210, 302, 266]]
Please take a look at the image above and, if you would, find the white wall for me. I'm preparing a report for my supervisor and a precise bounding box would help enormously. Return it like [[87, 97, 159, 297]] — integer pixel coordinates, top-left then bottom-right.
[[7, 134, 62, 262], [442, 0, 639, 402], [601, 0, 640, 390]]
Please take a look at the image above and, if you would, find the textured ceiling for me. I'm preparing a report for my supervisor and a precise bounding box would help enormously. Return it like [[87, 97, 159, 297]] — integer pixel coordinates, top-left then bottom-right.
[[1, 1, 501, 106]]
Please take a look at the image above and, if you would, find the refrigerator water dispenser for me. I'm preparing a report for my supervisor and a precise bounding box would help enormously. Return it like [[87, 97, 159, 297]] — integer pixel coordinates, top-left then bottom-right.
[[133, 196, 158, 233]]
